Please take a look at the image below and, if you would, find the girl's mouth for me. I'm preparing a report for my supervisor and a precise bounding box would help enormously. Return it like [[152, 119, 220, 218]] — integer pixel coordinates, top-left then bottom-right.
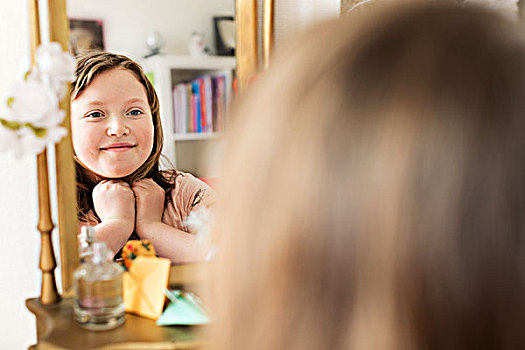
[[100, 143, 136, 152]]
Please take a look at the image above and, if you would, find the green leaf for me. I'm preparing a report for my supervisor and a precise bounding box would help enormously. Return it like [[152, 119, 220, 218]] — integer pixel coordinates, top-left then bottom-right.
[[24, 70, 31, 81], [6, 96, 14, 108], [23, 123, 48, 138], [0, 118, 21, 130], [33, 127, 47, 138]]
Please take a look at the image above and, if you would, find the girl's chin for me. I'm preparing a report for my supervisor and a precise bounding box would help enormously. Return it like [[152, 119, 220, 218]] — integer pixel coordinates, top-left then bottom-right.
[[97, 170, 136, 179], [85, 167, 137, 181], [75, 158, 142, 180]]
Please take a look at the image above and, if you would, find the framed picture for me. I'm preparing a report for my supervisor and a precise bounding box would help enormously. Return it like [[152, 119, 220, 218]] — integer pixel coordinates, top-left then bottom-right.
[[213, 16, 235, 56], [69, 19, 105, 56]]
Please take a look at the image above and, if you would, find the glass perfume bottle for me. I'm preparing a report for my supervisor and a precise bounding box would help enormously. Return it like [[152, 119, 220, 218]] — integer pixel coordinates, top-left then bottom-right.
[[73, 241, 125, 330], [77, 225, 95, 263]]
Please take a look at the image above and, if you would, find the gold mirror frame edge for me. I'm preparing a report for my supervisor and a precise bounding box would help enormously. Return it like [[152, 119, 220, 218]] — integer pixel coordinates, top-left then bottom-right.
[[236, 0, 274, 91], [236, 0, 260, 92]]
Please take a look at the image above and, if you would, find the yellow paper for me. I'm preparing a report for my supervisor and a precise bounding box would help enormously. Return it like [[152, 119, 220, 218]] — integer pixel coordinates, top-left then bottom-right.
[[123, 256, 171, 319]]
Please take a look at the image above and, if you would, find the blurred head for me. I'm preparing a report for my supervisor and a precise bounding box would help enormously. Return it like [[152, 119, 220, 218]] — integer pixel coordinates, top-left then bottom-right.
[[71, 52, 162, 182], [212, 3, 524, 350]]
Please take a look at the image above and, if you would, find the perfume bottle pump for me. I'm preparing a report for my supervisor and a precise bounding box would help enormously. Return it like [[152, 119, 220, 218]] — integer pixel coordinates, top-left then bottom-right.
[[78, 225, 95, 263]]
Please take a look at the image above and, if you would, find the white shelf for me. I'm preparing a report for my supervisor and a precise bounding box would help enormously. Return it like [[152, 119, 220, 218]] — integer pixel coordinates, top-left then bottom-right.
[[142, 54, 235, 176], [172, 132, 222, 141], [144, 54, 236, 71]]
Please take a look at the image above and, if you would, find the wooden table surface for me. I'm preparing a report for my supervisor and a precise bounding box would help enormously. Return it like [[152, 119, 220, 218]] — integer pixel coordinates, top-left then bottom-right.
[[26, 297, 202, 350]]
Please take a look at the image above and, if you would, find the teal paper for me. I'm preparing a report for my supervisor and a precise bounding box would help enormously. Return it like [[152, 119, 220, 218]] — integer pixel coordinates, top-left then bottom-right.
[[156, 290, 210, 326]]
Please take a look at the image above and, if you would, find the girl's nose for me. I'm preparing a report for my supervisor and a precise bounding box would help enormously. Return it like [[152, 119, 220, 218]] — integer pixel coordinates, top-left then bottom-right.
[[106, 116, 130, 137]]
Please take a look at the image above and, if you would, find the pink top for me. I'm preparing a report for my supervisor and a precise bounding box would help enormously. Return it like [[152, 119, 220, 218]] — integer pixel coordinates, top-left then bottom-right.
[[81, 172, 216, 234], [161, 172, 216, 232]]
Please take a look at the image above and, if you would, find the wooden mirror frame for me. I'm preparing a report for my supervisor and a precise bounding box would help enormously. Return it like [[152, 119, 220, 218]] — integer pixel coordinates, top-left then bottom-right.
[[236, 0, 274, 90], [235, 0, 258, 91]]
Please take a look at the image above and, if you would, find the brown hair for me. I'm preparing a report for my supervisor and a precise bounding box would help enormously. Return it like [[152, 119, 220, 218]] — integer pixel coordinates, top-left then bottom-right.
[[72, 52, 175, 219], [210, 3, 524, 350]]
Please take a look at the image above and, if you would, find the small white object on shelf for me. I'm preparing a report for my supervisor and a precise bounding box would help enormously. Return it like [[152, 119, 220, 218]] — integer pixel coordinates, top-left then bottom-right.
[[188, 31, 207, 56], [145, 30, 166, 58]]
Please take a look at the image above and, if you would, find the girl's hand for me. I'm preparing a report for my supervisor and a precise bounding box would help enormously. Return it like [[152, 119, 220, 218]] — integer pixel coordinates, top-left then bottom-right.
[[92, 180, 135, 232], [131, 178, 165, 236]]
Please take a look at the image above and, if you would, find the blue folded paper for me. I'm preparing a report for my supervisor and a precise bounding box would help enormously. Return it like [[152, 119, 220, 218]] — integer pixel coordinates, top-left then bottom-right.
[[156, 289, 210, 326]]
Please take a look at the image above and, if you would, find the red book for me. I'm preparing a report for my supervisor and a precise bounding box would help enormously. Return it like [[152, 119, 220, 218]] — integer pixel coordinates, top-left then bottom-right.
[[191, 81, 199, 133]]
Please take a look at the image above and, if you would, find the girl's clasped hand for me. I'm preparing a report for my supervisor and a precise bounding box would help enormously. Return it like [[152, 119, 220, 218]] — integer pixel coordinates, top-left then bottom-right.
[[92, 178, 165, 241], [91, 180, 136, 238], [131, 178, 167, 236]]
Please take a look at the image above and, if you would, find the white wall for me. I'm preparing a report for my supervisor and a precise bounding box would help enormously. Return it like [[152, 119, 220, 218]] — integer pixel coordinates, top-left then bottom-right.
[[0, 1, 40, 348], [67, 0, 235, 60]]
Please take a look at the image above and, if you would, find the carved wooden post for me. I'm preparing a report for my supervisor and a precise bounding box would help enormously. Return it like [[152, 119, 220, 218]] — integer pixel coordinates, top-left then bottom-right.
[[37, 153, 60, 304], [29, 0, 60, 305]]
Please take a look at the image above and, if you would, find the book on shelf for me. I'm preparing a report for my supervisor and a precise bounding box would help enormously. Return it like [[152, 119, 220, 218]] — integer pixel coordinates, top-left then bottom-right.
[[186, 84, 193, 133], [172, 84, 187, 134], [204, 75, 213, 133], [171, 73, 229, 136], [192, 80, 202, 133], [198, 77, 206, 133], [216, 75, 226, 131]]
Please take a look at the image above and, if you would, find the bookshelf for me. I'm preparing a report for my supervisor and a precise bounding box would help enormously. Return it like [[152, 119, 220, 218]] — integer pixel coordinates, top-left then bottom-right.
[[142, 54, 236, 177]]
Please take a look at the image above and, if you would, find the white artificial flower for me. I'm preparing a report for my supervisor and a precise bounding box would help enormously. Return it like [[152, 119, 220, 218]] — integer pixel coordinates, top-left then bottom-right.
[[7, 79, 62, 128], [35, 42, 76, 99], [45, 124, 68, 144], [185, 207, 213, 240], [18, 127, 47, 158], [1, 124, 67, 159], [184, 207, 218, 261], [0, 125, 19, 153], [0, 42, 72, 158]]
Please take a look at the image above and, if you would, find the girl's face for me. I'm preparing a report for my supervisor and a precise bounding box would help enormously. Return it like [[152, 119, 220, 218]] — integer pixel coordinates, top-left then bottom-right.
[[71, 68, 154, 179]]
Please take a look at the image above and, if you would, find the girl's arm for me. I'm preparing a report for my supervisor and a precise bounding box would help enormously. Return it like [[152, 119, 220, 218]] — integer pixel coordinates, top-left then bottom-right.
[[134, 221, 209, 263], [132, 177, 213, 263], [94, 219, 134, 255], [92, 180, 135, 255]]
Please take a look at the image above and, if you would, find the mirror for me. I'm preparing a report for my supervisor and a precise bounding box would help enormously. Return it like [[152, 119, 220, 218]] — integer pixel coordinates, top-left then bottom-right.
[[54, 0, 238, 293], [58, 0, 338, 293], [58, 0, 337, 293]]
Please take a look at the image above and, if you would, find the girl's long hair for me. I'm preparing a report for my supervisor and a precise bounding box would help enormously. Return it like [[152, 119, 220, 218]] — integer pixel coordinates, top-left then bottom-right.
[[72, 52, 176, 220], [210, 3, 524, 350]]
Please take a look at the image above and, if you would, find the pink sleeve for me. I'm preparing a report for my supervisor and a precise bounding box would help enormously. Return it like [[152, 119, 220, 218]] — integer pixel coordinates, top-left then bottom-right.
[[176, 172, 216, 214], [162, 172, 217, 231]]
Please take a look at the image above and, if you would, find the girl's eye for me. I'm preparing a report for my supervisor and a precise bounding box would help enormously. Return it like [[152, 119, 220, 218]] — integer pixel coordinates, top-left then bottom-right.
[[127, 109, 143, 116], [86, 111, 104, 118]]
